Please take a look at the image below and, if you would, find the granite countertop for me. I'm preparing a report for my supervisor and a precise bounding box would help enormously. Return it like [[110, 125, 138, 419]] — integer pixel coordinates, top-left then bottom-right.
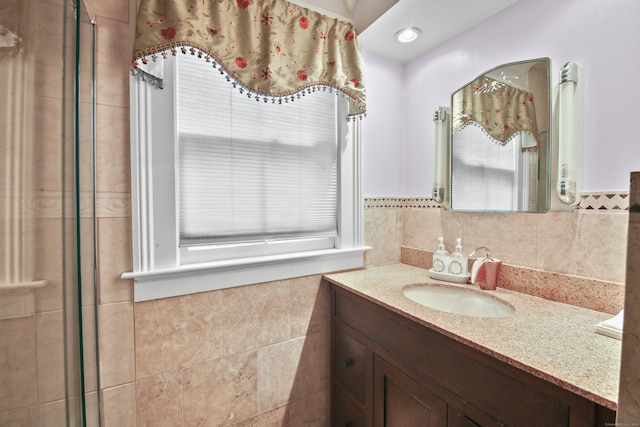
[[323, 263, 621, 410]]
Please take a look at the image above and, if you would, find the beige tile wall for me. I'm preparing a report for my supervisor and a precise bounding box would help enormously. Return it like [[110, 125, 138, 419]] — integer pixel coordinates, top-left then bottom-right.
[[366, 205, 629, 285]]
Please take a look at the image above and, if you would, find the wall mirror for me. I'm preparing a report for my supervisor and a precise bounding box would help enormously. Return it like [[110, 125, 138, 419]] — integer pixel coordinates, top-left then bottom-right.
[[450, 57, 551, 212]]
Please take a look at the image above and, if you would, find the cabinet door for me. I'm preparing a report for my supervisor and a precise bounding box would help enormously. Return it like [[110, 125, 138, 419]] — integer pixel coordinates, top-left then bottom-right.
[[448, 406, 504, 427], [374, 356, 447, 427], [334, 385, 366, 427]]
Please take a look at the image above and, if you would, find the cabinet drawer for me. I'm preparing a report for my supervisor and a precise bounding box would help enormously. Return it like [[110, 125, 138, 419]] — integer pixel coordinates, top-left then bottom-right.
[[333, 325, 367, 403]]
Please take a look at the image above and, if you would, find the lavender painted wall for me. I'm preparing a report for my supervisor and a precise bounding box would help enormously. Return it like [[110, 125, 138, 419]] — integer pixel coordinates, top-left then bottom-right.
[[361, 51, 406, 196], [363, 0, 640, 196]]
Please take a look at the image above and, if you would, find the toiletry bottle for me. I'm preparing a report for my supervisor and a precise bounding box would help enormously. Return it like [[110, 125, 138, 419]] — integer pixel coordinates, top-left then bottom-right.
[[432, 237, 450, 273], [449, 237, 468, 276]]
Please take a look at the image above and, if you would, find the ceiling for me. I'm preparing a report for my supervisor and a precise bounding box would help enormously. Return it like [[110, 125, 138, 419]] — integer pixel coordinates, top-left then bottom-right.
[[358, 0, 520, 64]]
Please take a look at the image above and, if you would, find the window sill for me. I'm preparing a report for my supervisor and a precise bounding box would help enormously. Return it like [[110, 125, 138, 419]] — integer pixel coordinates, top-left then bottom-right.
[[122, 246, 370, 301]]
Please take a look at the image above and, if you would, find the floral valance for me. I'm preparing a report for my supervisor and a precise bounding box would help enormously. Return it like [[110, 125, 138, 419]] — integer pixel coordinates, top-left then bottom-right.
[[452, 76, 539, 149], [132, 0, 366, 117]]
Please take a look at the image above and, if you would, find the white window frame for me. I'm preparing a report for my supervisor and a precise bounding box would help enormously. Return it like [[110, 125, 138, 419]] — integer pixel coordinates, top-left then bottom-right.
[[123, 58, 368, 301]]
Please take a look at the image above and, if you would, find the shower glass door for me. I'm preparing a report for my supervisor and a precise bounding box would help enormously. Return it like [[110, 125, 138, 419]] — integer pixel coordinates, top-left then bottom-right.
[[0, 0, 98, 424]]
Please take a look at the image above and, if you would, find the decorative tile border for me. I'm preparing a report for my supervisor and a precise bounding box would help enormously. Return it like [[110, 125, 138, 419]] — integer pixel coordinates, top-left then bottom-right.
[[365, 191, 629, 212]]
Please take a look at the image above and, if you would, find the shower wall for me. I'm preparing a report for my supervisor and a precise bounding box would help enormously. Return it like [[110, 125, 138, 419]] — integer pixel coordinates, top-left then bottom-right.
[[0, 0, 98, 425]]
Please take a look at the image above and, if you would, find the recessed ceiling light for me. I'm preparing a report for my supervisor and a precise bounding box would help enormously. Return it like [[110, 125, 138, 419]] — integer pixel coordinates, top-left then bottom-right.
[[395, 27, 421, 43]]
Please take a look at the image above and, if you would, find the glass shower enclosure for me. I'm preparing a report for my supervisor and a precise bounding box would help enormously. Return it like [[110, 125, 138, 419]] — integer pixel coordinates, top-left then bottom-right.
[[0, 0, 99, 424]]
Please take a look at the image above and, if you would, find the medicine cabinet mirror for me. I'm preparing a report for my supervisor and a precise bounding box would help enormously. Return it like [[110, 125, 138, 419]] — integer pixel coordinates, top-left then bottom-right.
[[449, 57, 551, 212]]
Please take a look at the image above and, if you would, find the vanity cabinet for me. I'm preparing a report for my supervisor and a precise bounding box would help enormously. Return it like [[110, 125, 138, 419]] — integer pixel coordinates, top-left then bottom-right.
[[330, 285, 616, 427]]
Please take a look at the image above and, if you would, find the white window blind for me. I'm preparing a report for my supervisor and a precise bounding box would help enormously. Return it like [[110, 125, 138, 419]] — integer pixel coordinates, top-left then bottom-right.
[[176, 54, 338, 246], [451, 125, 519, 211]]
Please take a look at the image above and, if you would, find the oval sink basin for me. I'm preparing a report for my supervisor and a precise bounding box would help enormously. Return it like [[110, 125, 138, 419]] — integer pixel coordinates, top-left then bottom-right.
[[403, 284, 515, 318]]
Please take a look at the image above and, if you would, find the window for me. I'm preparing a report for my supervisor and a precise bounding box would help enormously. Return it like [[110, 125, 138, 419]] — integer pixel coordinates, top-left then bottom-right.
[[125, 54, 367, 301]]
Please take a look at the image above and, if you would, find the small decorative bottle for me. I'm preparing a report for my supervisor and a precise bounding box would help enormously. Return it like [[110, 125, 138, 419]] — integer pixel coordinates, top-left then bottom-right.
[[448, 238, 469, 276], [432, 237, 450, 273]]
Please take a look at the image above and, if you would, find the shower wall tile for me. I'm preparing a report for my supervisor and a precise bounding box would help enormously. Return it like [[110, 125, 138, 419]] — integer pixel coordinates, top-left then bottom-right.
[[182, 351, 258, 426], [0, 407, 34, 426], [34, 2, 64, 99], [364, 207, 402, 266], [82, 306, 99, 393], [290, 276, 329, 339], [95, 17, 131, 108], [95, 104, 130, 193], [102, 382, 137, 427], [99, 301, 136, 388], [96, 193, 131, 218], [221, 280, 290, 356], [136, 371, 183, 427], [34, 96, 63, 192], [134, 291, 223, 379], [38, 400, 67, 427], [36, 311, 65, 404], [98, 217, 133, 304], [87, 0, 129, 23], [0, 316, 37, 413]]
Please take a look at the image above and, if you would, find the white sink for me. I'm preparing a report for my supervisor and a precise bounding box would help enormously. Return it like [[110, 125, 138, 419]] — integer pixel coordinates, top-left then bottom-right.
[[403, 284, 515, 318]]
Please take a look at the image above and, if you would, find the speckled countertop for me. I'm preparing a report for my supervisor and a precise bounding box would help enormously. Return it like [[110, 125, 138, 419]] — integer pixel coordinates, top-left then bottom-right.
[[324, 263, 621, 410]]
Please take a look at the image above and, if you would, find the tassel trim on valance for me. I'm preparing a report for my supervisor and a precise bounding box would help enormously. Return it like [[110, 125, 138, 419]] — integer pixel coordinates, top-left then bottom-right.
[[131, 0, 367, 117]]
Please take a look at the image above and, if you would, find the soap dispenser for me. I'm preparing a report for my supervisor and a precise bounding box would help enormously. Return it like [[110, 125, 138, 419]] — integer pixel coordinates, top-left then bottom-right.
[[432, 237, 450, 273], [448, 237, 469, 276]]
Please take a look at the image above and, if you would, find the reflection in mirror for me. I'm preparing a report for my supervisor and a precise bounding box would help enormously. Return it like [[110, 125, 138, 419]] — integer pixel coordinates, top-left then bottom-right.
[[450, 58, 550, 212]]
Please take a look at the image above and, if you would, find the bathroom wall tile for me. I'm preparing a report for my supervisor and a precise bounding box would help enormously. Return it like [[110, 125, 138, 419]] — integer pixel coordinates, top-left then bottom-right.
[[82, 306, 99, 393], [89, 0, 129, 23], [290, 276, 329, 339], [401, 208, 442, 250], [97, 217, 133, 304], [225, 403, 289, 427], [95, 104, 131, 193], [136, 371, 183, 427], [288, 389, 330, 427], [34, 2, 64, 99], [38, 400, 67, 427], [438, 210, 465, 249], [135, 291, 222, 378], [617, 174, 640, 423], [99, 302, 136, 388], [96, 193, 131, 218], [102, 382, 137, 427], [0, 407, 32, 427], [0, 316, 37, 413], [364, 208, 402, 266], [80, 218, 97, 309], [5, 218, 56, 315], [85, 391, 100, 427], [257, 335, 320, 413], [183, 352, 258, 426], [36, 311, 65, 404], [462, 212, 538, 268], [221, 281, 289, 356], [34, 96, 63, 192], [95, 17, 132, 108], [537, 211, 628, 283]]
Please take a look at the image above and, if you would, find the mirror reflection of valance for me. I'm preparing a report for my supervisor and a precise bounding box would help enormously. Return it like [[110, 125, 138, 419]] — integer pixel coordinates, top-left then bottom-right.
[[131, 0, 366, 117], [0, 23, 23, 62], [452, 76, 539, 149]]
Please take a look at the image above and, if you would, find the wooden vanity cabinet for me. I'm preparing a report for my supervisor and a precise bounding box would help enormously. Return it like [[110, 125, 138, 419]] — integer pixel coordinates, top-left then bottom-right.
[[330, 285, 616, 427]]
